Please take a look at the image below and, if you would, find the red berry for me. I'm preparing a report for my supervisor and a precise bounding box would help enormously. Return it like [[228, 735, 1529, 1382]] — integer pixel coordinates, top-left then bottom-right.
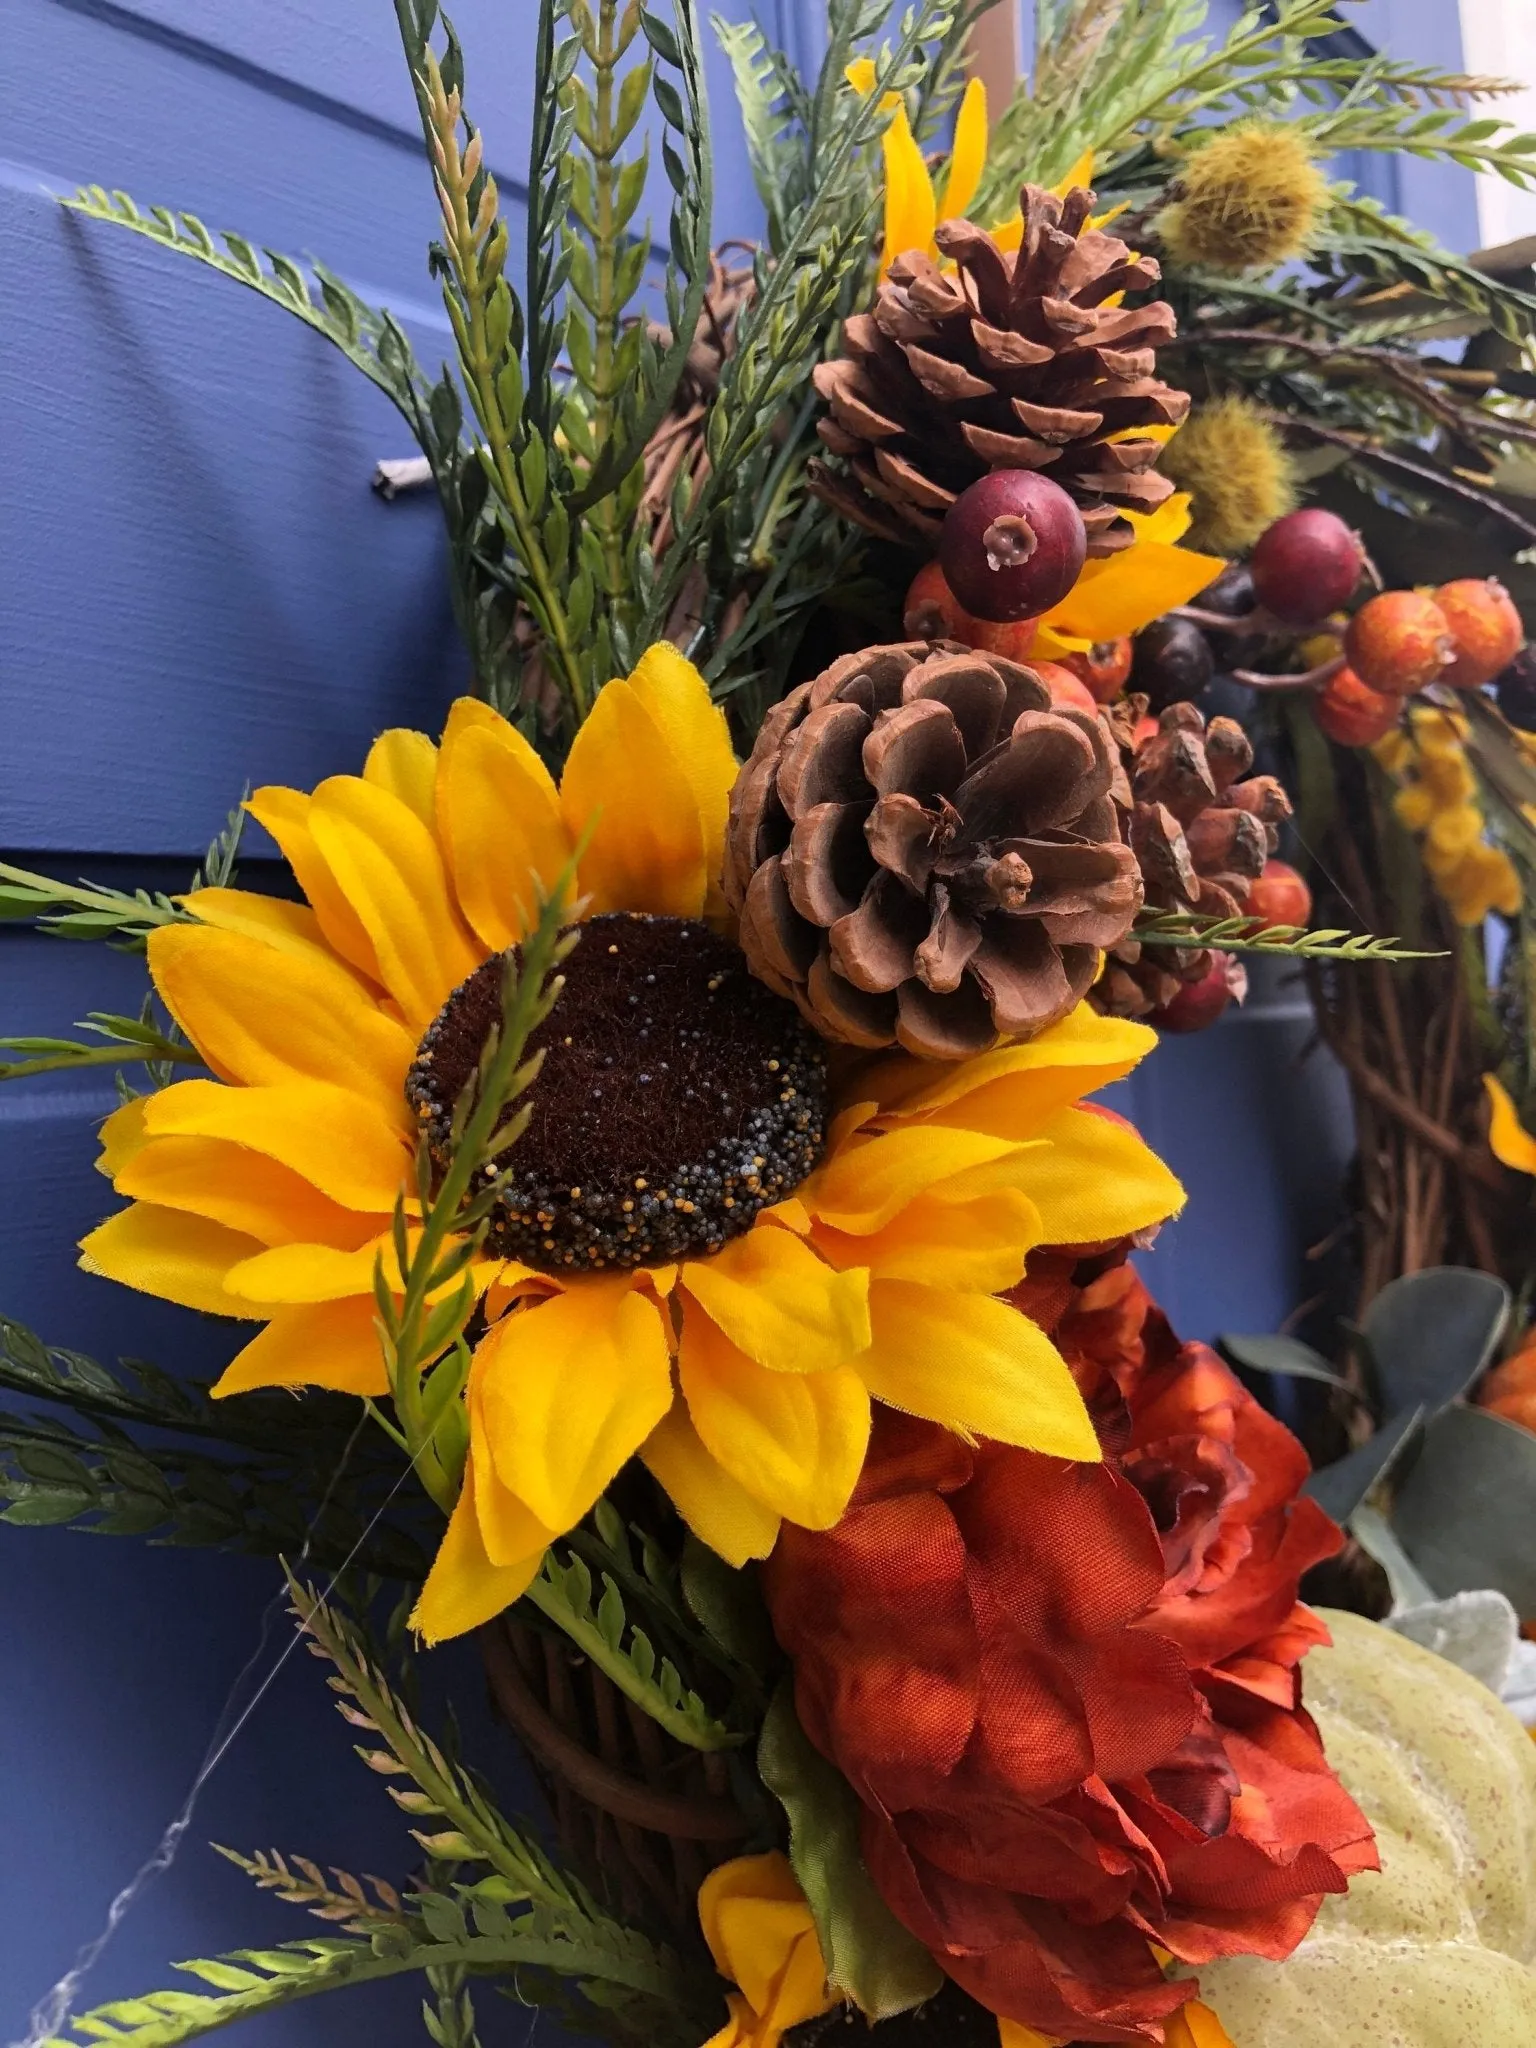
[[1248, 859, 1312, 931], [1132, 713, 1159, 748], [1345, 591, 1454, 696], [967, 615, 1044, 660], [1029, 660, 1100, 716], [1434, 578, 1525, 690], [1151, 955, 1244, 1034], [1062, 637, 1134, 703], [939, 471, 1086, 623], [903, 560, 971, 641], [1313, 664, 1399, 746], [1250, 509, 1365, 626]]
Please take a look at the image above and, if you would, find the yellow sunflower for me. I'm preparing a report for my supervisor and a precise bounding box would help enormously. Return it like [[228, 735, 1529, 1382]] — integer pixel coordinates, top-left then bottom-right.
[[79, 647, 1182, 1644]]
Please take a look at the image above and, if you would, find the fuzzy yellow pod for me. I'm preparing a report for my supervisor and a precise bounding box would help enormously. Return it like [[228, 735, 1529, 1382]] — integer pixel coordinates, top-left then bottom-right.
[[1190, 1610, 1536, 2045], [1157, 122, 1329, 273], [1159, 396, 1296, 554]]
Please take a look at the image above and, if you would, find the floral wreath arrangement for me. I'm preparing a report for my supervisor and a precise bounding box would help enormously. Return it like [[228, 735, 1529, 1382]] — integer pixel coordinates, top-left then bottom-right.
[[4, 4, 1536, 2047]]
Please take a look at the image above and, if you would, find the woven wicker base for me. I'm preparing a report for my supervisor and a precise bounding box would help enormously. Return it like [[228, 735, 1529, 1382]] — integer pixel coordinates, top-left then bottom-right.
[[480, 1612, 750, 1944]]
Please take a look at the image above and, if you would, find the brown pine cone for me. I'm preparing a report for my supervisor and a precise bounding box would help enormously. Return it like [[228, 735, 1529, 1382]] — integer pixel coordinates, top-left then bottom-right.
[[724, 641, 1142, 1060], [809, 185, 1189, 555], [1093, 701, 1291, 1018]]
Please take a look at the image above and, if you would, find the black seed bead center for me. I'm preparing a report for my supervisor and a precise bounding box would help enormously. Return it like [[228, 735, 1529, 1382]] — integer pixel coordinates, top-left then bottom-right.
[[407, 913, 828, 1272]]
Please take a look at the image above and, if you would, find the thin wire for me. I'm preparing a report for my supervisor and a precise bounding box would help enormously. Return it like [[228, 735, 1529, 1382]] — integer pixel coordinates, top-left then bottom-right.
[[13, 1406, 421, 2047]]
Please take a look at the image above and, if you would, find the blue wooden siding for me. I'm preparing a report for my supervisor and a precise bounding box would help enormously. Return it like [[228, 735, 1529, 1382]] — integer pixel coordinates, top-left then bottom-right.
[[0, 0, 1475, 2036]]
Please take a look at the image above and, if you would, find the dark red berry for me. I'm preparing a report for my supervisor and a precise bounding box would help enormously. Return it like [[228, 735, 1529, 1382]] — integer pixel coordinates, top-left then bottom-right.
[[1250, 509, 1365, 626], [1130, 616, 1214, 710], [938, 471, 1087, 623], [1151, 955, 1245, 1034], [1200, 563, 1258, 618], [1496, 644, 1536, 731]]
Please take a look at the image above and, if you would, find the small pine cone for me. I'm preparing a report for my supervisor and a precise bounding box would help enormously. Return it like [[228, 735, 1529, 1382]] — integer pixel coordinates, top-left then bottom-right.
[[725, 642, 1142, 1059], [1094, 702, 1292, 1019], [809, 185, 1189, 555]]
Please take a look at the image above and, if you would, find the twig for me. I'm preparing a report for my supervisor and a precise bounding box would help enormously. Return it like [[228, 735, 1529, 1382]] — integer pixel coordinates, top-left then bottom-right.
[[1254, 410, 1536, 544]]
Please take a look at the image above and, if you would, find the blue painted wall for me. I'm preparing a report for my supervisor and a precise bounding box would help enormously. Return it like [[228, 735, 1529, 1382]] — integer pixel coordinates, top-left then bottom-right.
[[0, 0, 1474, 2038]]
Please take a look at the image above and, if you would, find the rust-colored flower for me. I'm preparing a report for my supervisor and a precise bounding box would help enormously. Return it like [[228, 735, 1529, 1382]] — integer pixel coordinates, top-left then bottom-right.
[[762, 1251, 1376, 2045]]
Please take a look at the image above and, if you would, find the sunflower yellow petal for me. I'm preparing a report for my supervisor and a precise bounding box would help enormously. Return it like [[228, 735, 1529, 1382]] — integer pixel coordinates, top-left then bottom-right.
[[991, 209, 1023, 253], [96, 1095, 150, 1177], [246, 785, 381, 982], [466, 1422, 560, 1567], [1023, 1105, 1185, 1244], [997, 2025, 1058, 2048], [180, 888, 332, 961], [1052, 148, 1096, 199], [436, 698, 571, 949], [116, 1135, 388, 1249], [1046, 539, 1225, 643], [79, 1204, 265, 1318], [680, 1312, 870, 1532], [364, 727, 439, 826], [221, 1237, 391, 1305], [700, 1853, 832, 2029], [856, 1280, 1100, 1459], [641, 1403, 782, 1566], [864, 1005, 1155, 1132], [142, 1077, 408, 1212], [624, 644, 738, 920], [411, 1460, 546, 1645], [147, 923, 415, 1116], [937, 76, 987, 221], [814, 1187, 1040, 1292], [882, 100, 937, 271], [476, 1279, 674, 1533], [211, 1297, 389, 1397], [1127, 490, 1194, 546], [307, 775, 479, 1028], [560, 673, 710, 918], [805, 1127, 1018, 1234], [844, 57, 876, 94], [1485, 1073, 1536, 1175], [680, 1226, 870, 1372]]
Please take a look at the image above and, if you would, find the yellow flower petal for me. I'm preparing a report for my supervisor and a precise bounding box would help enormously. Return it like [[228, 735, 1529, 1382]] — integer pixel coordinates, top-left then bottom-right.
[[1162, 2002, 1237, 2048], [246, 785, 381, 983], [1022, 1106, 1185, 1244], [805, 1126, 1019, 1235], [181, 888, 332, 962], [411, 1459, 546, 1645], [699, 1853, 833, 2032], [1052, 148, 1096, 199], [991, 209, 1023, 254], [221, 1236, 393, 1305], [307, 775, 480, 1029], [211, 1297, 390, 1396], [96, 1095, 150, 1178], [641, 1404, 782, 1566], [864, 1004, 1155, 1130], [815, 1186, 1040, 1292], [116, 1135, 387, 1248], [436, 698, 571, 950], [147, 923, 415, 1118], [1486, 1074, 1536, 1176], [624, 644, 738, 922], [680, 1310, 870, 1531], [79, 1204, 264, 1318], [937, 76, 987, 222], [1044, 539, 1226, 643], [881, 101, 937, 272], [680, 1226, 870, 1372], [998, 2024, 1058, 2048], [856, 1281, 1100, 1459], [364, 727, 439, 826], [142, 1077, 409, 1213], [476, 1280, 675, 1533], [561, 663, 713, 919], [844, 57, 876, 94]]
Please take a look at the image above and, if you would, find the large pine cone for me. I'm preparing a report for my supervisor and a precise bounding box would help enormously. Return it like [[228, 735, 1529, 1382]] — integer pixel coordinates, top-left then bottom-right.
[[810, 185, 1189, 554], [1094, 701, 1291, 1018], [724, 642, 1142, 1060]]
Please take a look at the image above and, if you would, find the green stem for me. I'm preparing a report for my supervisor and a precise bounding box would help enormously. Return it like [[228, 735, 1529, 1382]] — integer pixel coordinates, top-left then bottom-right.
[[589, 0, 627, 606], [0, 1040, 202, 1083]]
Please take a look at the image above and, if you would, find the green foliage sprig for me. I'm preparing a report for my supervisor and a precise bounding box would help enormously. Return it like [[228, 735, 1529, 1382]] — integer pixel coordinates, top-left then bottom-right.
[[0, 1009, 199, 1084], [1132, 909, 1442, 961]]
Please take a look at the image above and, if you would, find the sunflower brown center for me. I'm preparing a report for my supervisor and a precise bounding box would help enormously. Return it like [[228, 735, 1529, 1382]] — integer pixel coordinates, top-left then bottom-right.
[[407, 912, 828, 1272]]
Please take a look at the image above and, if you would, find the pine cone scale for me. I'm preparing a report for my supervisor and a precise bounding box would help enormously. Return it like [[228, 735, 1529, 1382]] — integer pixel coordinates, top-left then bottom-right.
[[728, 643, 1142, 1058]]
